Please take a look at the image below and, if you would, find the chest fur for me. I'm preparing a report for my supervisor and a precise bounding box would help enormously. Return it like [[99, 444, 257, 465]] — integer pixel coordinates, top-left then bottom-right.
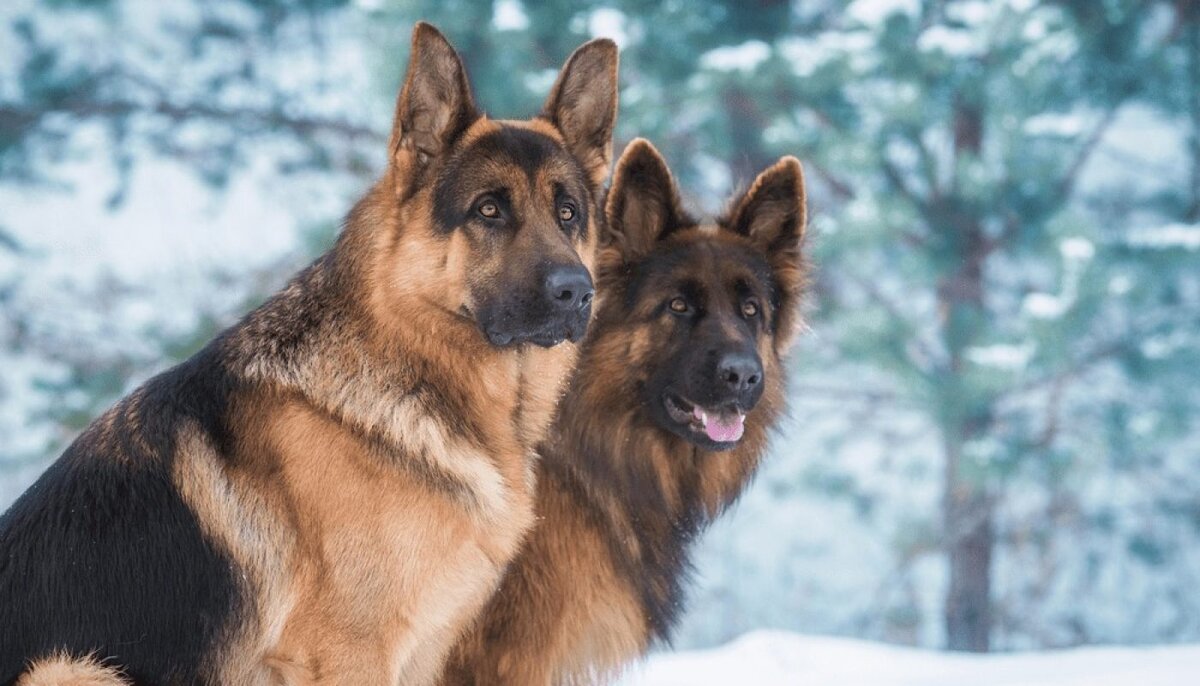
[[257, 398, 535, 682]]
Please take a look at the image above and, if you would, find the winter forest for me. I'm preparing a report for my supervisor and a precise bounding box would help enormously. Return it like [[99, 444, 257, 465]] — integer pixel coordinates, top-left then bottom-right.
[[2, 0, 1198, 666]]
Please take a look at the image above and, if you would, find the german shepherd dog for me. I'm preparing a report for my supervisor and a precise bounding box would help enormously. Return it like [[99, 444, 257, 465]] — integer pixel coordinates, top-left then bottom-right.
[[438, 139, 808, 685], [0, 23, 618, 685]]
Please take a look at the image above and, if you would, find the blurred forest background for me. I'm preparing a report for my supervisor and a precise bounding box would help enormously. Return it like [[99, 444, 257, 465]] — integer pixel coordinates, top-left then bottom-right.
[[2, 0, 1198, 654]]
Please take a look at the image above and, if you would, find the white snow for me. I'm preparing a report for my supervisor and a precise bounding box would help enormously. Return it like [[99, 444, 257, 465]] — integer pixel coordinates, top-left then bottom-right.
[[1023, 292, 1068, 319], [1127, 223, 1200, 251], [946, 0, 994, 26], [588, 8, 628, 47], [1059, 237, 1095, 262], [1020, 237, 1093, 319], [917, 25, 981, 57], [967, 342, 1035, 370], [1010, 3, 1079, 77], [1141, 331, 1190, 360], [1084, 106, 1190, 194], [781, 31, 876, 76], [1024, 113, 1088, 137], [845, 0, 920, 28], [0, 156, 303, 283], [492, 0, 529, 32], [1108, 273, 1134, 295], [700, 41, 771, 73], [621, 631, 1200, 686]]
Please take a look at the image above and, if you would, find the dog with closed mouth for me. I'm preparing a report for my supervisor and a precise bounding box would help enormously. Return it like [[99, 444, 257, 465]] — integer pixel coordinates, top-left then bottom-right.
[[438, 138, 809, 685], [0, 23, 617, 685]]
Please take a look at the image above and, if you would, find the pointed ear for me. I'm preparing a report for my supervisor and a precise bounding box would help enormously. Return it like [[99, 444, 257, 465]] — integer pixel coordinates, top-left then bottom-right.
[[727, 156, 807, 252], [604, 138, 684, 258], [728, 157, 809, 352], [542, 39, 619, 187], [388, 23, 479, 195]]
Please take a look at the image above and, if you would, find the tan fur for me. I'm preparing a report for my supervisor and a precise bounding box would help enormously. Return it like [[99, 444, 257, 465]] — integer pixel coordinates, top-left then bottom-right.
[[488, 481, 647, 686], [171, 25, 606, 685], [17, 654, 129, 686], [10, 23, 617, 686], [243, 398, 518, 683], [169, 182, 592, 682], [219, 295, 571, 682], [172, 421, 299, 684]]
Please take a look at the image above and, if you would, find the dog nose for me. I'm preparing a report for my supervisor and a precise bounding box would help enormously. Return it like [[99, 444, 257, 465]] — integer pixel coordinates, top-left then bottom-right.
[[717, 351, 762, 394], [544, 264, 594, 312]]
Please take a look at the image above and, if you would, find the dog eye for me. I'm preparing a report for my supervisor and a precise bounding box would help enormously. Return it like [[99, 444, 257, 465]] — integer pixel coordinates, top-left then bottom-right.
[[669, 297, 689, 314], [558, 204, 576, 222], [478, 202, 500, 219], [742, 300, 759, 318]]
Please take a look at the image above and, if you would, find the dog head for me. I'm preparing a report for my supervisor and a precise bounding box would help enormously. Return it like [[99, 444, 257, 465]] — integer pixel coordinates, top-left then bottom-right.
[[592, 139, 807, 451], [382, 23, 618, 348]]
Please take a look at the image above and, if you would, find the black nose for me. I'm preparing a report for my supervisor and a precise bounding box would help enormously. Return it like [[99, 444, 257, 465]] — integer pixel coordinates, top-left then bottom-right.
[[544, 264, 594, 312], [717, 351, 762, 394]]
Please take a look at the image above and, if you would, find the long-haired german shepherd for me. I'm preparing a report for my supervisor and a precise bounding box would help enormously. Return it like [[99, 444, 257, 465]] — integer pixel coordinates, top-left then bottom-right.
[[438, 139, 808, 685], [0, 23, 618, 685]]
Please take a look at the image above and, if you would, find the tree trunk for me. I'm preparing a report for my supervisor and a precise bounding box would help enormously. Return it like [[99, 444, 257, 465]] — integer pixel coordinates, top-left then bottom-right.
[[723, 84, 775, 185], [938, 93, 995, 652], [938, 370, 996, 654], [935, 247, 996, 653], [1186, 7, 1200, 222], [943, 463, 994, 652]]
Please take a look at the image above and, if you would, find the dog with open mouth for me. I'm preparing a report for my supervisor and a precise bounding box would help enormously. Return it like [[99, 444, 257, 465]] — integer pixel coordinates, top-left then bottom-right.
[[438, 138, 809, 685]]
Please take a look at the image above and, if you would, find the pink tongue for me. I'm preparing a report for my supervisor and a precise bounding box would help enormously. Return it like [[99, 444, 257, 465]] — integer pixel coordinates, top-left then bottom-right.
[[694, 407, 745, 442]]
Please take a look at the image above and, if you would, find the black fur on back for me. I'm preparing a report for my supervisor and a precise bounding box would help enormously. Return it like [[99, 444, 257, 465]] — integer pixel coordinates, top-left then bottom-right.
[[0, 342, 243, 685]]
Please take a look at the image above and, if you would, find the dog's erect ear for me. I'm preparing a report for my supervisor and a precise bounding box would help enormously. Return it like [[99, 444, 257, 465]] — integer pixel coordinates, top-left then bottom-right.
[[389, 23, 479, 195], [727, 156, 807, 255], [605, 138, 684, 258], [727, 156, 808, 352], [542, 39, 619, 187]]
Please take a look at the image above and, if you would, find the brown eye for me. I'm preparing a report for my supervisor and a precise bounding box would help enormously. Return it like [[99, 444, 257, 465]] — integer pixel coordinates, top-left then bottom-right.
[[478, 202, 499, 219], [669, 297, 689, 314], [742, 300, 759, 318], [559, 205, 576, 222]]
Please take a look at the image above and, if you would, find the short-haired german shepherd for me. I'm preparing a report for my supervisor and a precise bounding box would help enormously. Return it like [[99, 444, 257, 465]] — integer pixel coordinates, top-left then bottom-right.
[[438, 139, 808, 685], [0, 23, 618, 685]]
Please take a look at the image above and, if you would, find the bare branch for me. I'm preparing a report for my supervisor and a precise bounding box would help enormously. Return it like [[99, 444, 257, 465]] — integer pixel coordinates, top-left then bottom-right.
[[807, 160, 857, 201], [845, 270, 945, 374], [996, 339, 1128, 403], [1056, 107, 1121, 200], [881, 155, 928, 215]]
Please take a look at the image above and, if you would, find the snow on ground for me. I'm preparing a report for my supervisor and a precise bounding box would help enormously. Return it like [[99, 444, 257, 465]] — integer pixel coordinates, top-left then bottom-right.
[[620, 631, 1199, 686]]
